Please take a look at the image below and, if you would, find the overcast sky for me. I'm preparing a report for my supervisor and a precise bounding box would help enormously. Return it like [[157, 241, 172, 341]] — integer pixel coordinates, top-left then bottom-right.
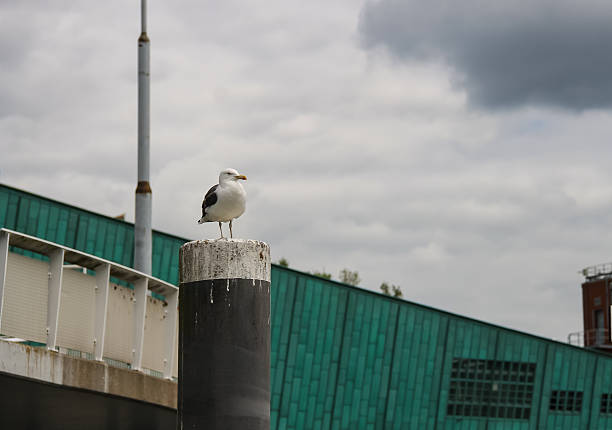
[[3, 0, 612, 342]]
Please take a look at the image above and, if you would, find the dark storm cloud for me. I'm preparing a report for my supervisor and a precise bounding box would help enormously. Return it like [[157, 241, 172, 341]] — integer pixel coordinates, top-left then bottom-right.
[[359, 0, 612, 110]]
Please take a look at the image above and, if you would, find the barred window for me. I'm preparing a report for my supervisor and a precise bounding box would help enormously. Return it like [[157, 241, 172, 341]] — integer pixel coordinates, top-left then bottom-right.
[[549, 390, 583, 413], [447, 358, 536, 420], [601, 393, 612, 414]]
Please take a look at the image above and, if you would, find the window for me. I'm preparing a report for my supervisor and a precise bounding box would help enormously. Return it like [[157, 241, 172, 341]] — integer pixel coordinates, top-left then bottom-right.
[[447, 358, 536, 420], [601, 393, 612, 414], [549, 390, 583, 413]]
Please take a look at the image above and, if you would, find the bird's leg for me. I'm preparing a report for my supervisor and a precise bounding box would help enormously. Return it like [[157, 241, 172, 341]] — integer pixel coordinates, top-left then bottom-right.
[[218, 222, 224, 239], [230, 219, 233, 239]]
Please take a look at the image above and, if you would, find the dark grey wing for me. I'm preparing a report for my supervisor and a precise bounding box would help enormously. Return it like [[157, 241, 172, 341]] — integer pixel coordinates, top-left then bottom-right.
[[201, 184, 218, 218]]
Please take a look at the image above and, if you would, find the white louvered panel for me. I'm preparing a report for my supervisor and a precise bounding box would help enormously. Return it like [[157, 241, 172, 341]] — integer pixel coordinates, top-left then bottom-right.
[[104, 283, 135, 364], [1, 252, 48, 343], [141, 295, 167, 373], [56, 269, 95, 353]]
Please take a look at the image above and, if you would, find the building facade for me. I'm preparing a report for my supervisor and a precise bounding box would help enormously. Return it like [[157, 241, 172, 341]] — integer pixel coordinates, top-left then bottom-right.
[[2, 183, 612, 429]]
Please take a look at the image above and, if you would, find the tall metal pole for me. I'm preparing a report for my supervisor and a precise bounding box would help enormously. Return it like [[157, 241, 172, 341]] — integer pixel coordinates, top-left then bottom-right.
[[135, 0, 152, 275]]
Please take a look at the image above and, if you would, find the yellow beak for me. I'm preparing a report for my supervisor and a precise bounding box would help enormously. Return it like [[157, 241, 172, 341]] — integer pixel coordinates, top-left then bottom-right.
[[235, 175, 247, 180]]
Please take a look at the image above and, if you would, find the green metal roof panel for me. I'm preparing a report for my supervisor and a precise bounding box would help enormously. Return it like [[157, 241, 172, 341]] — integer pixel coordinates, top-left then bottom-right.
[[4, 183, 612, 429]]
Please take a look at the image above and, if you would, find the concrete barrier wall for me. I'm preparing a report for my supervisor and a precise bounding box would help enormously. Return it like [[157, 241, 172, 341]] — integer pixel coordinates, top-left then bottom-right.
[[0, 339, 177, 408], [0, 371, 176, 430]]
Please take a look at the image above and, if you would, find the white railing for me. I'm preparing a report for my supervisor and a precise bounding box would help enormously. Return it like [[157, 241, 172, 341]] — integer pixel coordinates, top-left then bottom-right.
[[567, 328, 610, 348], [0, 228, 178, 379], [581, 263, 612, 280]]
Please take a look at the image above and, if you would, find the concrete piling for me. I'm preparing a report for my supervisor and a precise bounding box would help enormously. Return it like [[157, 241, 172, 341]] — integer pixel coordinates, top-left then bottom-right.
[[178, 239, 271, 429]]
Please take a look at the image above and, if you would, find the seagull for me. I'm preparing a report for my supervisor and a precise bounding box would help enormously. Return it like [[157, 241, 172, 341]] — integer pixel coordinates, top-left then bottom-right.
[[197, 168, 247, 238]]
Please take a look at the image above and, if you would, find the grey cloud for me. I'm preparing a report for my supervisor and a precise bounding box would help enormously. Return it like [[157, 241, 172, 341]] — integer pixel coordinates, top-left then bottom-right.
[[359, 0, 612, 110]]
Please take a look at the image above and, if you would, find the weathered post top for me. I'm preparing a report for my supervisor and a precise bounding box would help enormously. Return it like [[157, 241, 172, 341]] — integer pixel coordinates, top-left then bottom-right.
[[179, 239, 270, 283], [178, 238, 271, 430]]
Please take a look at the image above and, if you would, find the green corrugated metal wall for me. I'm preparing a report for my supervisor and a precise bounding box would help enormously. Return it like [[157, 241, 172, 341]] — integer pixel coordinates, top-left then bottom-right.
[[0, 184, 185, 284], [2, 183, 612, 429]]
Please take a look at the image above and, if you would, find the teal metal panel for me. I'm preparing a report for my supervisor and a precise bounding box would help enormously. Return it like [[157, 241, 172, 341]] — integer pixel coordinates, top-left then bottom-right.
[[0, 184, 185, 285], [387, 307, 447, 429], [440, 319, 499, 430], [590, 357, 612, 429], [544, 345, 596, 429], [493, 331, 547, 430], [0, 191, 8, 226], [6, 183, 612, 429]]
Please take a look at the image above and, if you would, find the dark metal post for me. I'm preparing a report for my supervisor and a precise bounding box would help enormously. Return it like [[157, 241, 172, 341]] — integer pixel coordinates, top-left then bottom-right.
[[178, 239, 271, 429]]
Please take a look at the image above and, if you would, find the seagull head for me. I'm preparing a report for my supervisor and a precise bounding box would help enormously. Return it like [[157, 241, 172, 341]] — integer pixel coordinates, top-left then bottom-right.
[[219, 168, 247, 183]]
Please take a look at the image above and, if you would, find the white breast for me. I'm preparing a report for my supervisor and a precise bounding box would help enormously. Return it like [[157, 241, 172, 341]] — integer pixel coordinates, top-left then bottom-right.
[[207, 181, 246, 222]]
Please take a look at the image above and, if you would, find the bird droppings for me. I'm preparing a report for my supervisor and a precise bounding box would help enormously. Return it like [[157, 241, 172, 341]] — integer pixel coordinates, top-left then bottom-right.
[[179, 239, 270, 283], [226, 279, 230, 292], [210, 287, 214, 304]]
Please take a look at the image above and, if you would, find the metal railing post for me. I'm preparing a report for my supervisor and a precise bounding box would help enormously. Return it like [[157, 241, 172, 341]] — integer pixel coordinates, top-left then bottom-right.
[[93, 263, 111, 360], [163, 290, 178, 379], [131, 277, 148, 370], [46, 248, 64, 350], [0, 231, 9, 329]]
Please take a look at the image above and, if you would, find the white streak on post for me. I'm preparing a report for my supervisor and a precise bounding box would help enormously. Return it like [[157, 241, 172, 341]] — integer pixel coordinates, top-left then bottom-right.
[[0, 231, 9, 328], [93, 263, 110, 361], [131, 277, 148, 371], [47, 248, 64, 350], [163, 290, 178, 379]]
